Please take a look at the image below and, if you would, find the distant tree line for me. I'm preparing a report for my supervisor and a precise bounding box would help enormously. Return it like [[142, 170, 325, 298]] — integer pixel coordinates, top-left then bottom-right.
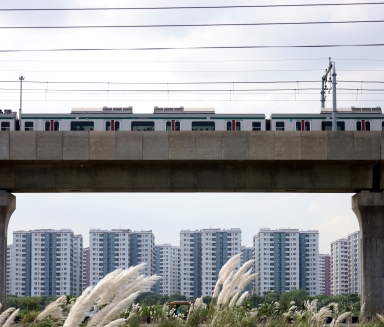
[[7, 289, 360, 315]]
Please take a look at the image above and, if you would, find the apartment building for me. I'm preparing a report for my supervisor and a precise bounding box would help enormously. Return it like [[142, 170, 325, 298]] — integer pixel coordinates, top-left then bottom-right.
[[180, 228, 242, 298], [155, 244, 180, 295], [82, 247, 90, 291], [73, 235, 83, 296], [319, 254, 331, 295], [254, 228, 319, 296], [6, 245, 13, 295], [241, 246, 254, 293], [10, 229, 83, 296], [348, 231, 361, 295], [330, 238, 349, 295], [89, 229, 155, 286]]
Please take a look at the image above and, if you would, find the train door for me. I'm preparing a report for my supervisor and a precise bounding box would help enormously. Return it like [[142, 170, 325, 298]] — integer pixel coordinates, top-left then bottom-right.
[[226, 120, 241, 131], [105, 120, 121, 131], [356, 120, 371, 131], [166, 120, 181, 131], [295, 120, 311, 131], [44, 120, 60, 131]]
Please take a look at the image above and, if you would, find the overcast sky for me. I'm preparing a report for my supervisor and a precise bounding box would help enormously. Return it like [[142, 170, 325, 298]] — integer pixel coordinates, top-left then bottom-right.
[[2, 0, 383, 253]]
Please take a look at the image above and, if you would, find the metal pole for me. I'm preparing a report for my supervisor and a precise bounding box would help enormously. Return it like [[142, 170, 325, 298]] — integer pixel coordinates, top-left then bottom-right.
[[19, 75, 25, 130], [320, 58, 332, 109], [332, 63, 337, 131], [321, 78, 325, 108]]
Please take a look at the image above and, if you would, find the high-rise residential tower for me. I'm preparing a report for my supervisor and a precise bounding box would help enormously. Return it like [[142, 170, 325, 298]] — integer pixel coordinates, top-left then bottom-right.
[[89, 229, 155, 286], [180, 228, 242, 298], [347, 231, 361, 295], [6, 245, 13, 295], [155, 244, 180, 295], [241, 246, 254, 293], [319, 254, 331, 295], [330, 238, 349, 295], [82, 247, 90, 291], [254, 228, 319, 296], [10, 229, 83, 296]]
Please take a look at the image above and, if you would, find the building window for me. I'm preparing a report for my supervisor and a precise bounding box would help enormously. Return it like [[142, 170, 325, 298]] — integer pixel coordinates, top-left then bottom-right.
[[44, 120, 60, 131], [321, 121, 345, 131], [25, 122, 34, 131], [131, 121, 154, 131], [1, 122, 10, 131], [356, 120, 371, 131], [276, 122, 285, 131], [252, 122, 261, 131], [226, 121, 241, 131], [105, 120, 120, 131], [295, 120, 311, 131], [166, 120, 181, 131], [192, 121, 215, 131], [70, 121, 94, 131]]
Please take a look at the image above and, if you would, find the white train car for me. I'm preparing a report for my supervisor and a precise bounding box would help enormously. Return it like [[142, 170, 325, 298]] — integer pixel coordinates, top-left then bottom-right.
[[0, 109, 17, 131], [21, 107, 267, 132], [270, 107, 383, 131]]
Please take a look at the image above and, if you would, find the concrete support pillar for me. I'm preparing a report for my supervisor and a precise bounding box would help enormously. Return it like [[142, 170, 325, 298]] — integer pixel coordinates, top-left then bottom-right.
[[0, 191, 15, 311], [352, 193, 384, 318]]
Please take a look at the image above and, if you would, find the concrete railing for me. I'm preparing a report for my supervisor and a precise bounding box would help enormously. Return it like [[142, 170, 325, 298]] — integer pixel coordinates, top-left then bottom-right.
[[0, 131, 382, 161]]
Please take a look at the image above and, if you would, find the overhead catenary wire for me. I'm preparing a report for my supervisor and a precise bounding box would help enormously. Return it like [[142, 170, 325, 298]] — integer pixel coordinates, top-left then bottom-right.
[[0, 58, 383, 63], [2, 44, 384, 53], [2, 20, 384, 29], [1, 68, 384, 73], [1, 2, 384, 11], [2, 80, 384, 85]]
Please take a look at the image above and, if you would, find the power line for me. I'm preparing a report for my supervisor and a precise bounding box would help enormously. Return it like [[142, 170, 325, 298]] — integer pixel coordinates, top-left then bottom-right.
[[2, 80, 384, 85], [2, 68, 384, 73], [1, 99, 381, 102], [0, 58, 330, 63], [0, 87, 381, 92], [2, 20, 384, 29], [2, 44, 384, 53], [0, 58, 383, 63], [0, 69, 326, 73], [1, 2, 384, 11]]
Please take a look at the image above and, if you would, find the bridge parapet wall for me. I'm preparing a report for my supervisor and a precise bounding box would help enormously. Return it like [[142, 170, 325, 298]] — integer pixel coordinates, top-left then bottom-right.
[[0, 131, 381, 162]]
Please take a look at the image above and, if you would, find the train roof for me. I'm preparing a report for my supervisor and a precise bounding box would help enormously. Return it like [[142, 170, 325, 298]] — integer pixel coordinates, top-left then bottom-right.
[[320, 107, 382, 114], [154, 106, 215, 114], [0, 109, 17, 117]]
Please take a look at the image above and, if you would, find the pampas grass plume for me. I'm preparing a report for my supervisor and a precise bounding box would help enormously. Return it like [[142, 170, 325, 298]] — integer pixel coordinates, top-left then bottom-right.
[[103, 318, 127, 327], [2, 309, 19, 327], [377, 313, 384, 323], [0, 308, 15, 327], [235, 291, 249, 307]]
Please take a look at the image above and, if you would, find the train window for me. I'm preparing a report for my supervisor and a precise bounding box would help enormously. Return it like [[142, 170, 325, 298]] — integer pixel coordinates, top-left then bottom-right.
[[382, 122, 384, 130], [226, 121, 241, 131], [295, 120, 311, 131], [276, 122, 285, 131], [321, 121, 345, 131], [192, 121, 215, 131], [1, 122, 10, 131], [131, 121, 154, 131], [25, 122, 34, 131], [105, 120, 120, 131], [356, 120, 371, 131], [44, 120, 60, 131], [252, 122, 261, 131], [166, 121, 181, 131], [70, 121, 94, 131]]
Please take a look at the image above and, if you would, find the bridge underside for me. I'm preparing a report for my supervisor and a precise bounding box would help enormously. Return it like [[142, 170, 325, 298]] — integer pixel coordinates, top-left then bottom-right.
[[0, 160, 381, 192]]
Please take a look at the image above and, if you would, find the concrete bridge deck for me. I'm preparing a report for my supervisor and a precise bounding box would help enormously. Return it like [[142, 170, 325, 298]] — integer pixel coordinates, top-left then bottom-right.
[[0, 131, 382, 192]]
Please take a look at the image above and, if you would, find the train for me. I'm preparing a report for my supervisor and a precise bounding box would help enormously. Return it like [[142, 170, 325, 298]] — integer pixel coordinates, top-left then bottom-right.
[[0, 106, 382, 132]]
